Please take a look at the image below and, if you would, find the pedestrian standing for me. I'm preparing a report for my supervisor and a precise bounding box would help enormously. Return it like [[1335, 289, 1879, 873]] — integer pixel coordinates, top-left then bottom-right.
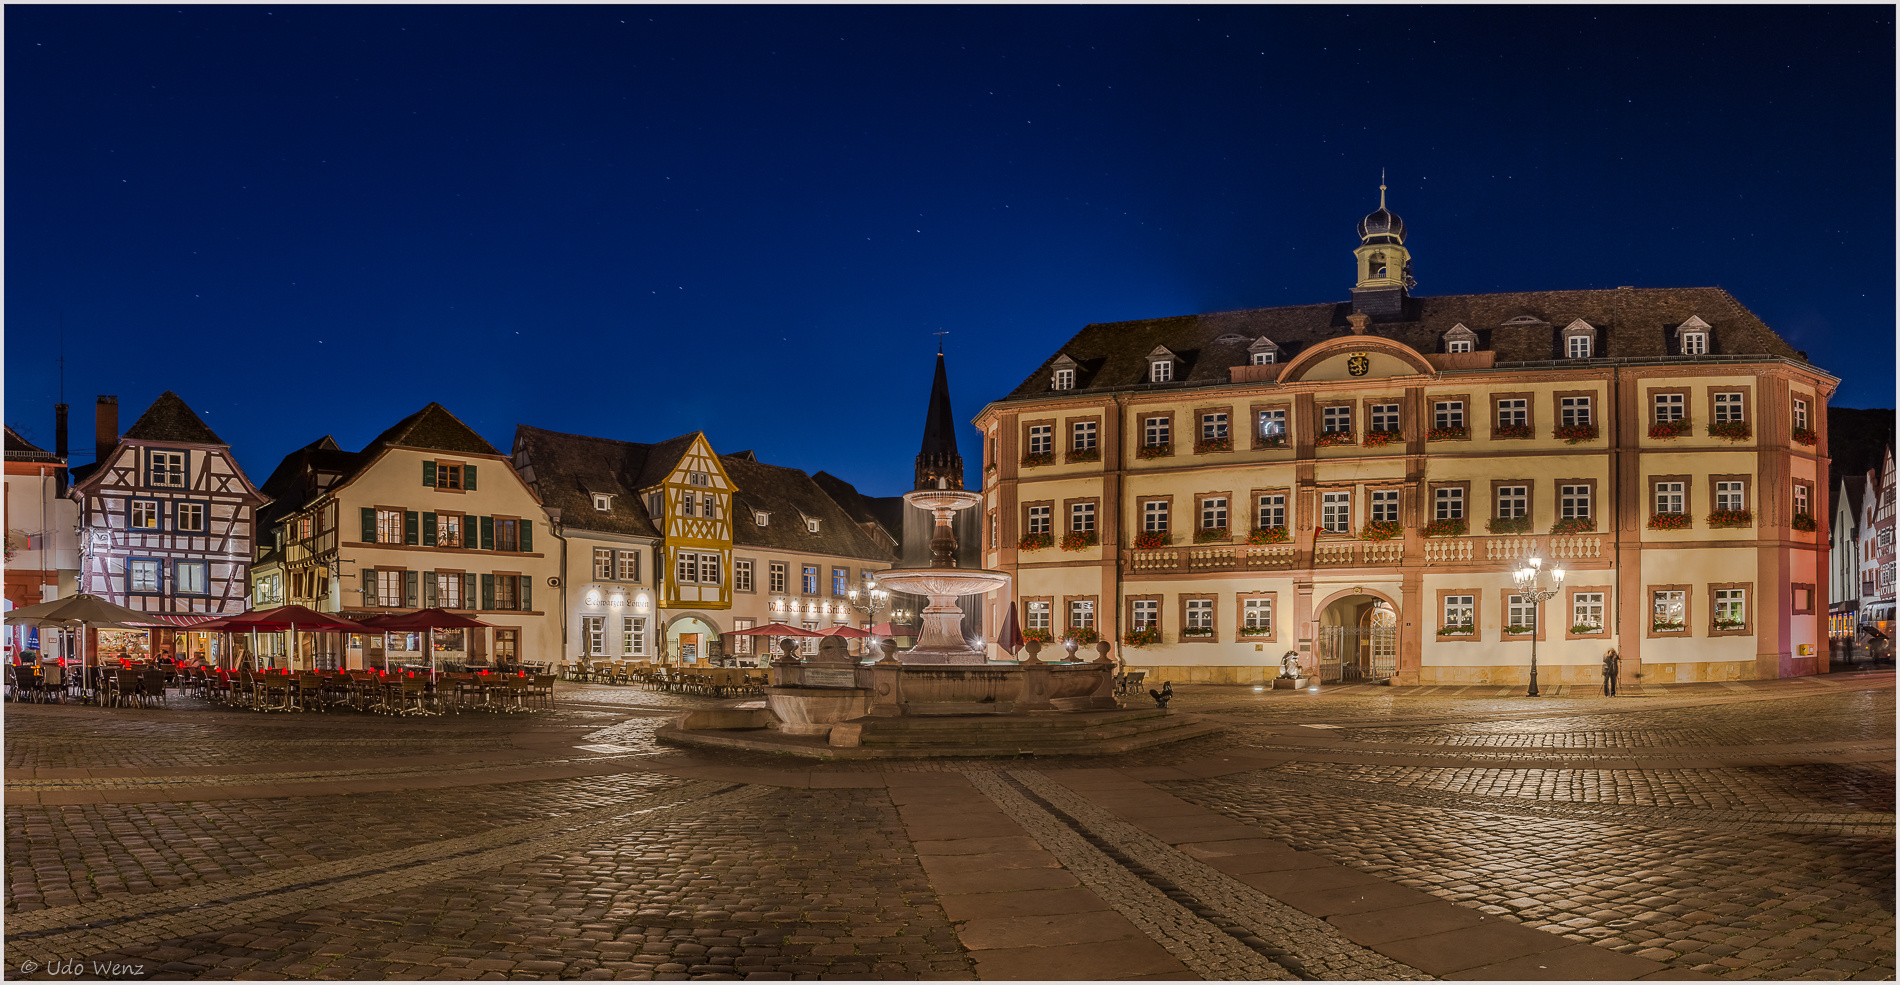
[[1602, 648, 1620, 696]]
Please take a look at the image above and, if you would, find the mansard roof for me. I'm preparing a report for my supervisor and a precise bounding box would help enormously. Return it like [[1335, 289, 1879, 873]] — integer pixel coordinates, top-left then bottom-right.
[[4, 426, 62, 463], [365, 402, 501, 457], [722, 454, 896, 563], [999, 287, 1804, 401], [122, 391, 226, 446]]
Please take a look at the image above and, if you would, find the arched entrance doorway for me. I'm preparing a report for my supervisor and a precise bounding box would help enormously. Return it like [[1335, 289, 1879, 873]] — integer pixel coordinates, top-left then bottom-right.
[[1316, 593, 1398, 683], [664, 614, 721, 665]]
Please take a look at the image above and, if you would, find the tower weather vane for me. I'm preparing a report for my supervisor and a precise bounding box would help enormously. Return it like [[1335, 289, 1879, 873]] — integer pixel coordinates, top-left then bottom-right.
[[933, 328, 949, 353]]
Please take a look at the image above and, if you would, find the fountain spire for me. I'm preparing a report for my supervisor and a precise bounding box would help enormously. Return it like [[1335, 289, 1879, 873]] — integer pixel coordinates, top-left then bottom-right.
[[914, 350, 963, 491]]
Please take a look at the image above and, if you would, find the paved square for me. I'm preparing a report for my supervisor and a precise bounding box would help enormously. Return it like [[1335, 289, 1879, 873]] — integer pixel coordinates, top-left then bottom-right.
[[4, 671, 1892, 980]]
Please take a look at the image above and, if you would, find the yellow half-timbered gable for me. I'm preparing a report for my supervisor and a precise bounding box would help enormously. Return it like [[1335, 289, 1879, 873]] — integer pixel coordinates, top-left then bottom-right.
[[658, 434, 734, 610]]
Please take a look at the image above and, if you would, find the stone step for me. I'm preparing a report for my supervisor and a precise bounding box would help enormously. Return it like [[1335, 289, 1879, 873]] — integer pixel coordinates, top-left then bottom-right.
[[854, 707, 1171, 731], [857, 714, 1193, 747]]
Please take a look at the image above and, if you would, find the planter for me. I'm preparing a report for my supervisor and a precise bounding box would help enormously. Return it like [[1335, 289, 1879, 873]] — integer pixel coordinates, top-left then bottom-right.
[[1247, 526, 1289, 545], [1492, 423, 1534, 439], [1238, 626, 1271, 638], [1427, 425, 1469, 441], [1423, 518, 1468, 538], [1021, 629, 1054, 645], [1194, 527, 1230, 544], [1553, 423, 1599, 444], [1649, 419, 1690, 439], [1179, 629, 1214, 639], [1792, 512, 1817, 532], [1133, 530, 1171, 549], [1571, 624, 1602, 634], [1360, 520, 1402, 541], [1713, 621, 1746, 632], [1550, 516, 1596, 535], [1017, 532, 1053, 551], [1194, 437, 1233, 454], [1066, 628, 1099, 646], [1314, 431, 1356, 448], [1792, 427, 1818, 446], [1652, 622, 1685, 633], [1707, 421, 1752, 441], [1136, 444, 1171, 460], [1486, 515, 1533, 535], [1020, 452, 1053, 468], [1647, 513, 1691, 530], [1362, 429, 1401, 448], [1706, 509, 1753, 529], [1436, 625, 1474, 637], [1256, 434, 1289, 449], [1066, 448, 1100, 464], [1121, 626, 1160, 648], [1059, 530, 1100, 551], [1503, 625, 1535, 636]]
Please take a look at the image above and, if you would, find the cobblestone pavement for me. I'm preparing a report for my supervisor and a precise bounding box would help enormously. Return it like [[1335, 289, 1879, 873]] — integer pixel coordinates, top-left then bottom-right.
[[2, 670, 1891, 980]]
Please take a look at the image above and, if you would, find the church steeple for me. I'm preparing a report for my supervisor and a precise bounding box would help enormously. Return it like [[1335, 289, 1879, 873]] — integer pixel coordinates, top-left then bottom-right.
[[1351, 172, 1416, 319], [914, 349, 964, 490]]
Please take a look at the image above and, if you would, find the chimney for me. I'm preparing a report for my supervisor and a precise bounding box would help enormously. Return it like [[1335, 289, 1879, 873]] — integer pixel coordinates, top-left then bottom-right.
[[54, 403, 70, 494], [95, 396, 119, 465]]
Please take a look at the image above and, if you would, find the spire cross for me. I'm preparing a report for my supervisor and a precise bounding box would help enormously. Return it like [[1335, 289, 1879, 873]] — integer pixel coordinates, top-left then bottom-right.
[[933, 329, 949, 353], [1379, 168, 1387, 209]]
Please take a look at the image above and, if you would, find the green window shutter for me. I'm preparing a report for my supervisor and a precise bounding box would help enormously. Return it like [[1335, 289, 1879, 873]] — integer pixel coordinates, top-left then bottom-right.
[[464, 573, 477, 610], [404, 571, 419, 608], [465, 464, 477, 491], [361, 507, 377, 543], [423, 460, 436, 488], [482, 574, 495, 611], [422, 512, 437, 547], [481, 516, 495, 550], [405, 511, 420, 546], [423, 571, 436, 608], [362, 569, 376, 603], [520, 519, 533, 554], [521, 576, 532, 611]]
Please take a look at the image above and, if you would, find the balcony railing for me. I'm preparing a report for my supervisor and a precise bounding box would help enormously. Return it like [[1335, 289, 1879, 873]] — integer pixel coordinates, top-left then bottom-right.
[[1131, 544, 1295, 573], [1130, 535, 1599, 572]]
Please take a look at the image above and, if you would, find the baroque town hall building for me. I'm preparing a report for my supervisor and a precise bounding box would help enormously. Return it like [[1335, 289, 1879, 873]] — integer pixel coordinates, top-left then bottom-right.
[[975, 190, 1836, 686]]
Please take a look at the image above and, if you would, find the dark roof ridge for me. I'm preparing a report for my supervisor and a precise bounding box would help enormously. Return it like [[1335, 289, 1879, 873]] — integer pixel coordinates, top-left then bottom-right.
[[121, 391, 226, 446], [366, 402, 501, 457]]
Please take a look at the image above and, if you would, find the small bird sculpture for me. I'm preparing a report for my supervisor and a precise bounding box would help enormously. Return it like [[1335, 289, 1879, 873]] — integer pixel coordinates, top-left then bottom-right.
[[1149, 680, 1173, 708]]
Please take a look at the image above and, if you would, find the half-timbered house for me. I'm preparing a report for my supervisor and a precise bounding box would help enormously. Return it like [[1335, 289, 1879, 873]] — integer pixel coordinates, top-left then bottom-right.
[[67, 393, 268, 622]]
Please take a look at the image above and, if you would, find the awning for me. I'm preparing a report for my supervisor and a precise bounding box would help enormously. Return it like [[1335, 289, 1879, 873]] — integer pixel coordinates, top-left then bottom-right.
[[129, 613, 228, 628]]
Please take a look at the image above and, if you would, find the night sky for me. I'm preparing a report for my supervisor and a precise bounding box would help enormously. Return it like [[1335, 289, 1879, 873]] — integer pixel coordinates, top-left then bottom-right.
[[7, 6, 1893, 496]]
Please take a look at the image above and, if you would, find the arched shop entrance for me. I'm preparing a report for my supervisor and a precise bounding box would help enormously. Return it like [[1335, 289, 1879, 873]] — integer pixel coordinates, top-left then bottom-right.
[[664, 614, 722, 666], [1316, 593, 1398, 683]]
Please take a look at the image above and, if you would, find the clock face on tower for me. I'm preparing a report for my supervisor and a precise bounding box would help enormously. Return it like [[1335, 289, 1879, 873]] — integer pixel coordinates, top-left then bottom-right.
[[1346, 353, 1371, 377]]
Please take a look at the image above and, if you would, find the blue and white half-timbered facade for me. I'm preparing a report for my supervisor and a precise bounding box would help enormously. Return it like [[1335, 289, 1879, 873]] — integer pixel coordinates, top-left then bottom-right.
[[68, 393, 268, 616]]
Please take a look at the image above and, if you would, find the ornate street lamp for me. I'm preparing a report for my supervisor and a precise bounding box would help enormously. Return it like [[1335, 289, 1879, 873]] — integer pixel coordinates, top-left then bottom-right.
[[847, 575, 913, 652], [1512, 555, 1565, 697]]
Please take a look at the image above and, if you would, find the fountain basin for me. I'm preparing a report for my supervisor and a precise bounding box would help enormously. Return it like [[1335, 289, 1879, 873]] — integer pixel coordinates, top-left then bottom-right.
[[870, 567, 1012, 598], [765, 685, 872, 737]]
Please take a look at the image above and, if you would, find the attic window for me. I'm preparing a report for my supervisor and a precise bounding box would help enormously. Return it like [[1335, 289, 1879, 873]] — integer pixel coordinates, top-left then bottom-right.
[[689, 471, 711, 487], [1567, 335, 1592, 358], [592, 494, 612, 512], [805, 517, 821, 534], [1053, 368, 1075, 390], [1149, 360, 1173, 383], [755, 510, 770, 526], [1251, 351, 1275, 365], [1448, 339, 1474, 354], [1681, 332, 1707, 356]]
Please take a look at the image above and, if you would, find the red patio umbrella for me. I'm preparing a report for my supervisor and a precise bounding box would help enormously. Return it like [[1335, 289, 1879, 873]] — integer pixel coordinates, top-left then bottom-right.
[[217, 605, 371, 672], [728, 622, 823, 636], [816, 625, 872, 638], [359, 609, 494, 679]]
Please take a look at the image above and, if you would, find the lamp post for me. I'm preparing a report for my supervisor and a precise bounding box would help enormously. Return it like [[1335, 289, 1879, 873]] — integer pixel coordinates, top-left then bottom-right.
[[847, 576, 912, 654], [1512, 555, 1565, 697]]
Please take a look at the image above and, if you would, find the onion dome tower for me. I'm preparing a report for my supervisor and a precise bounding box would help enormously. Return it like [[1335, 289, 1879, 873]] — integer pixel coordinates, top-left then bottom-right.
[[1351, 173, 1417, 319]]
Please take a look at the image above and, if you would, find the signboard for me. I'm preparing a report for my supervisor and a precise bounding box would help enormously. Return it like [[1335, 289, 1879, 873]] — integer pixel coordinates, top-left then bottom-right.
[[802, 668, 858, 689]]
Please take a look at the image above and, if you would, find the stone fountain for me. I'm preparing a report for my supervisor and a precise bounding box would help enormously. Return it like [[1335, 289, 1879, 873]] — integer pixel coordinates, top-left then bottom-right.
[[658, 350, 1220, 757]]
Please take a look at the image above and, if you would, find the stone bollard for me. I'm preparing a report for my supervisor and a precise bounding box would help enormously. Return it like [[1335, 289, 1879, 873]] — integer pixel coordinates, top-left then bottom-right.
[[1087, 641, 1119, 708], [1016, 641, 1054, 712], [769, 638, 803, 687]]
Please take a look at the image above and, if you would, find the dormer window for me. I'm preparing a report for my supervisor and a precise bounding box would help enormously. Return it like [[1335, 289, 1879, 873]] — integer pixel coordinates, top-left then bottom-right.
[[805, 517, 821, 534], [1248, 336, 1280, 366], [1682, 332, 1707, 355], [1150, 360, 1173, 382], [1443, 323, 1479, 355], [1053, 368, 1074, 390], [755, 510, 770, 526], [1251, 352, 1274, 365], [1562, 319, 1596, 359], [592, 494, 613, 512], [1448, 339, 1474, 354]]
